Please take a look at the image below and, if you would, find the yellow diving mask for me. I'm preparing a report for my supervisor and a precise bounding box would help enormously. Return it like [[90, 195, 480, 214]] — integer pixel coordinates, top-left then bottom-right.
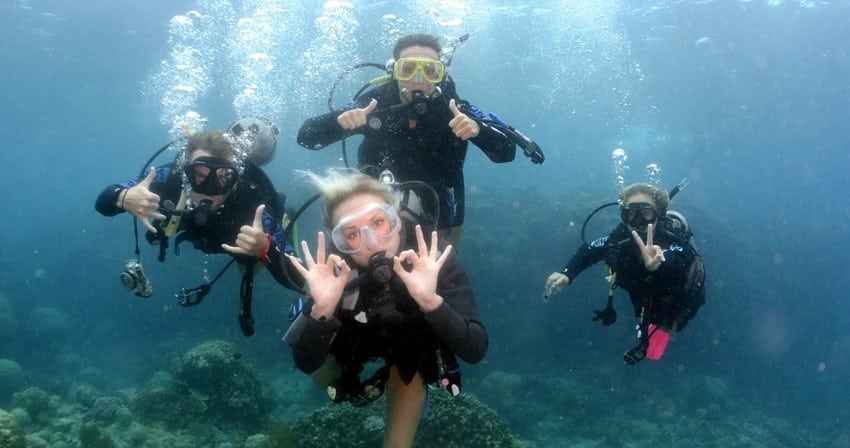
[[392, 58, 445, 84]]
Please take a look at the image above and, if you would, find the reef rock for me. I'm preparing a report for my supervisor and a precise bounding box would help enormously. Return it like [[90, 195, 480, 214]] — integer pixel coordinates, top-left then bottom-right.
[[0, 408, 25, 448], [0, 359, 24, 403], [130, 339, 274, 431]]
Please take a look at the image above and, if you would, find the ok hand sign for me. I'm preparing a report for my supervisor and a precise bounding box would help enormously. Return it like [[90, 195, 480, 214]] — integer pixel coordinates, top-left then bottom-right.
[[287, 232, 351, 320], [394, 225, 451, 312]]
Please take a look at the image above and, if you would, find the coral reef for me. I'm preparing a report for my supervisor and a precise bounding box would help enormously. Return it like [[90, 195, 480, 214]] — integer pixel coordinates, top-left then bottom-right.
[[244, 434, 272, 448], [129, 386, 207, 429], [79, 423, 116, 448], [0, 408, 25, 448], [130, 339, 274, 433], [87, 397, 127, 423], [0, 359, 24, 404], [25, 307, 72, 341], [284, 391, 519, 448], [10, 388, 52, 425]]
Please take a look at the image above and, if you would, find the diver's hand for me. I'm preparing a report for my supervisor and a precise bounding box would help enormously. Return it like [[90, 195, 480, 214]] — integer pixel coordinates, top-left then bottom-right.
[[222, 204, 268, 258], [287, 232, 350, 320], [543, 272, 570, 300], [337, 98, 378, 130], [448, 99, 480, 140], [394, 225, 451, 312], [121, 167, 166, 233], [632, 223, 665, 272]]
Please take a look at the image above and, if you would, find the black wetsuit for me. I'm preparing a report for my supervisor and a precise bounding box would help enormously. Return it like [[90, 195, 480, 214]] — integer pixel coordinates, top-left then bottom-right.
[[297, 78, 516, 230], [285, 220, 487, 392], [562, 219, 705, 331], [95, 161, 301, 291]]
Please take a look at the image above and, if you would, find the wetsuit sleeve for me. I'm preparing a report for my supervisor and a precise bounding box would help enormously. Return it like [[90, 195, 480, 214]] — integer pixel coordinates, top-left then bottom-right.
[[95, 185, 126, 216], [422, 250, 488, 364], [562, 236, 610, 282], [94, 166, 174, 216], [296, 111, 350, 150], [296, 95, 377, 150], [461, 101, 516, 163], [285, 310, 343, 373], [470, 121, 516, 163]]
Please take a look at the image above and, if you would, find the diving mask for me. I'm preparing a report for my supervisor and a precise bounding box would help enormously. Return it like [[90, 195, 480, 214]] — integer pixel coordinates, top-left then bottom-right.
[[393, 58, 445, 84], [331, 203, 401, 254], [620, 202, 657, 228], [184, 156, 239, 195]]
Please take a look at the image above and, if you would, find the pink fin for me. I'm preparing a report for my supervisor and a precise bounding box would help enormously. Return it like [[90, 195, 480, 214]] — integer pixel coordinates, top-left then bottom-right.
[[646, 324, 670, 360]]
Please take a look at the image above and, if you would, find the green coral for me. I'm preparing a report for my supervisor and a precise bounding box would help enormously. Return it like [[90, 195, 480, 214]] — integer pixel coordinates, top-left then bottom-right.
[[129, 340, 274, 432], [267, 424, 297, 448], [10, 387, 51, 425], [129, 386, 206, 429], [285, 392, 519, 448], [79, 423, 115, 448], [0, 359, 24, 403], [0, 408, 25, 448], [173, 340, 274, 424]]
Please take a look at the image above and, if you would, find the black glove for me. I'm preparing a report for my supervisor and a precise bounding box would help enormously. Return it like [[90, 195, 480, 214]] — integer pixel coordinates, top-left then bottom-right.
[[624, 344, 647, 365], [592, 306, 617, 326]]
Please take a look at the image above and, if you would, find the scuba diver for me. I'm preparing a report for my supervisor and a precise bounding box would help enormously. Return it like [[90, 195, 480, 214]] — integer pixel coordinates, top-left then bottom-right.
[[297, 33, 544, 248], [94, 119, 303, 336], [283, 170, 486, 448], [542, 182, 706, 365]]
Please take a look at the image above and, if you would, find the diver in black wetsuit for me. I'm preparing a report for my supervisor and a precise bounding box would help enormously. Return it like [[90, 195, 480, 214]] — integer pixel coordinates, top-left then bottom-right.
[[95, 128, 301, 336], [296, 33, 521, 247], [283, 171, 486, 447], [543, 183, 705, 364]]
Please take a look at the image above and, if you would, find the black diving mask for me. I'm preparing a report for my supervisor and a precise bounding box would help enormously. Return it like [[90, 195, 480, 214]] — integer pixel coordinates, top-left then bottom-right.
[[184, 156, 239, 195], [620, 202, 657, 228]]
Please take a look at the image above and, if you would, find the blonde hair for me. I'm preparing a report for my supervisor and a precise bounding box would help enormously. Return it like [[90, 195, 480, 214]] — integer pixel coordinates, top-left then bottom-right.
[[619, 183, 670, 215], [301, 170, 399, 228]]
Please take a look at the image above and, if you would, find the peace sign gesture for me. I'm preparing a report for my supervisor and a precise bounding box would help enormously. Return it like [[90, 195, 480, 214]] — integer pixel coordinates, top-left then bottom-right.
[[394, 225, 452, 312], [631, 223, 666, 272]]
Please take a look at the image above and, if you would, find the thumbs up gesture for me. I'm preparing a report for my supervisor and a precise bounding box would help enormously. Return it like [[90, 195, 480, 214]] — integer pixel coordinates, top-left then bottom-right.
[[448, 98, 480, 140], [337, 98, 378, 130]]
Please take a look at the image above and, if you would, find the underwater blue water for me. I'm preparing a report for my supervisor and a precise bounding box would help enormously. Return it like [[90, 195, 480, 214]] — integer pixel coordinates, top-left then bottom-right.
[[1, 0, 848, 445]]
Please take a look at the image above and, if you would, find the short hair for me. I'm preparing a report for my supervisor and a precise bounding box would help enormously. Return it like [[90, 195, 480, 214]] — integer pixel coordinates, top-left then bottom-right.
[[619, 183, 670, 215], [184, 130, 235, 160], [393, 34, 441, 59], [303, 170, 399, 229]]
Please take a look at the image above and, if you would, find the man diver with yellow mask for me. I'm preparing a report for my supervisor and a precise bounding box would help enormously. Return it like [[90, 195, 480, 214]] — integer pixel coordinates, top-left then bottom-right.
[[297, 34, 539, 248]]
